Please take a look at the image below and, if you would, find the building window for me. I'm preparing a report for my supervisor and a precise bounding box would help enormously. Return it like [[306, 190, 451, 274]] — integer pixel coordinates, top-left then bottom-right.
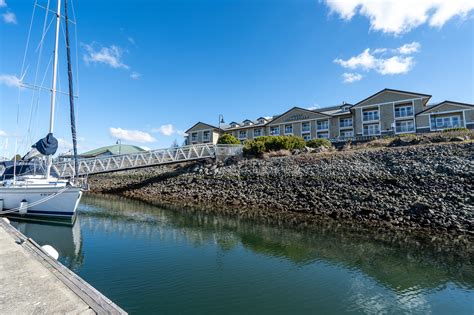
[[395, 105, 414, 118], [239, 130, 247, 139], [191, 132, 198, 142], [317, 132, 329, 139], [395, 120, 415, 133], [363, 124, 380, 136], [270, 126, 280, 136], [339, 118, 353, 128], [284, 124, 293, 134], [340, 130, 353, 138], [243, 120, 253, 126], [254, 128, 262, 137], [363, 109, 379, 122], [203, 131, 210, 142], [317, 120, 329, 130], [258, 119, 266, 124], [430, 116, 462, 130], [230, 122, 240, 128], [302, 133, 311, 141], [301, 121, 310, 133]]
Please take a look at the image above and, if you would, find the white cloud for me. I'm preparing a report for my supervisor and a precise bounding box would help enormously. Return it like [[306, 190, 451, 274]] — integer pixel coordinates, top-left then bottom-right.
[[83, 43, 129, 69], [109, 127, 156, 143], [334, 48, 377, 71], [0, 74, 21, 87], [0, 0, 6, 8], [127, 36, 135, 45], [57, 138, 73, 150], [152, 124, 176, 136], [130, 71, 141, 80], [0, 130, 7, 137], [377, 56, 414, 75], [398, 42, 421, 54], [334, 42, 420, 79], [176, 130, 187, 137], [324, 0, 474, 35], [2, 11, 16, 24], [342, 72, 363, 83], [307, 104, 320, 110]]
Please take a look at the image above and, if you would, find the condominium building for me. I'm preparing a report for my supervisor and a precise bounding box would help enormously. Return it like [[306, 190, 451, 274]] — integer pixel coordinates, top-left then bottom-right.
[[185, 88, 474, 144]]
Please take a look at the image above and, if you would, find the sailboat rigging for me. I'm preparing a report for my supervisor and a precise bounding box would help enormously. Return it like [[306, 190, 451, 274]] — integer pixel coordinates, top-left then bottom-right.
[[0, 0, 83, 223]]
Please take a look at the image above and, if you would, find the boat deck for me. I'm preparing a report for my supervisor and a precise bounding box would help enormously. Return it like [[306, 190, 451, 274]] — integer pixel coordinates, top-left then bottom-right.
[[0, 218, 126, 314]]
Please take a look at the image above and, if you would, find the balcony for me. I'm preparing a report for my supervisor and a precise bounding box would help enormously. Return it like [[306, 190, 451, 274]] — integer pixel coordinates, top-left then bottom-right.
[[394, 108, 414, 119], [339, 121, 353, 129], [430, 119, 464, 131], [316, 122, 329, 131], [362, 110, 379, 122]]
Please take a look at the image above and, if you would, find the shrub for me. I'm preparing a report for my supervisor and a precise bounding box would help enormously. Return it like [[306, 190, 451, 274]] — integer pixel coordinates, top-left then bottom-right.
[[217, 133, 240, 145], [243, 140, 266, 156], [442, 127, 468, 133], [243, 135, 306, 157], [306, 138, 332, 149]]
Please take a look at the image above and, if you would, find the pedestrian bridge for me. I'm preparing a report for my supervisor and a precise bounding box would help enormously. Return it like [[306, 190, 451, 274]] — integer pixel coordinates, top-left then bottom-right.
[[51, 144, 242, 178]]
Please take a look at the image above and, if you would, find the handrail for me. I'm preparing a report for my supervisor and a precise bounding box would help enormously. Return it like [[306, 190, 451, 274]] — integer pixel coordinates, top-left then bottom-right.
[[50, 144, 242, 178]]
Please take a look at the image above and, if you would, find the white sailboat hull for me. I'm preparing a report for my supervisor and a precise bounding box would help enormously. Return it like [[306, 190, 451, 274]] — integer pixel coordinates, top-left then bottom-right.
[[0, 186, 82, 219]]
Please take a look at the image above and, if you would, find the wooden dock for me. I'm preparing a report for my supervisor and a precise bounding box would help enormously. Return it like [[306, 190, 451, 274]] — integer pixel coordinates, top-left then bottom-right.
[[0, 218, 127, 314]]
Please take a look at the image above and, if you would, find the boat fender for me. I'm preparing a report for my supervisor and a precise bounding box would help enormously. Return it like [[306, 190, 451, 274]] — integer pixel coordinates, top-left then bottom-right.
[[2, 217, 10, 224], [19, 200, 28, 215], [41, 245, 59, 260]]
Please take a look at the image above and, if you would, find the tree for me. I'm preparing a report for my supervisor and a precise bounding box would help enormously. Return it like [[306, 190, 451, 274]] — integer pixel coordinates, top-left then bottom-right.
[[217, 134, 240, 145]]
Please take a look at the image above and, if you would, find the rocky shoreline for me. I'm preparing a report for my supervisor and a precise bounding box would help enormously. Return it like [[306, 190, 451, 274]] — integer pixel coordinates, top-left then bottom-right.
[[89, 142, 473, 241]]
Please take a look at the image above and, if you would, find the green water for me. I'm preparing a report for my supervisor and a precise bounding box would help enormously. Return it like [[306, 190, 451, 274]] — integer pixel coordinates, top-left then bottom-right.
[[11, 194, 474, 314]]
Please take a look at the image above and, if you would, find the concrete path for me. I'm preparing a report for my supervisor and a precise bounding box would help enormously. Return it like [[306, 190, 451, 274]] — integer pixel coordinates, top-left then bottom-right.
[[0, 219, 126, 314]]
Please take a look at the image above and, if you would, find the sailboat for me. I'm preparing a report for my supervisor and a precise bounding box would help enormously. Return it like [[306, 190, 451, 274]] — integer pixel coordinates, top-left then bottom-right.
[[0, 0, 82, 222]]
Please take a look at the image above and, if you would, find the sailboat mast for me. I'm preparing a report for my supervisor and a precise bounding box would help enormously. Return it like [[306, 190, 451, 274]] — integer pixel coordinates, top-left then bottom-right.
[[64, 0, 79, 178], [46, 0, 62, 178]]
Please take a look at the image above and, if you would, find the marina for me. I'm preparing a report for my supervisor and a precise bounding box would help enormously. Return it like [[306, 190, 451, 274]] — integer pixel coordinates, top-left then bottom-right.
[[6, 194, 474, 314], [0, 0, 473, 314]]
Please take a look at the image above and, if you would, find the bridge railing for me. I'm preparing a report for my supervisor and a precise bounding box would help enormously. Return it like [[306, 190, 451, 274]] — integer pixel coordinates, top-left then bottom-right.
[[51, 144, 242, 178]]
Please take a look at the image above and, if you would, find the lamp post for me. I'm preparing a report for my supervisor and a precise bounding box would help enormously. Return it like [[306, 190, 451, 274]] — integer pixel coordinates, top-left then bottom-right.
[[218, 114, 225, 130], [116, 139, 121, 154]]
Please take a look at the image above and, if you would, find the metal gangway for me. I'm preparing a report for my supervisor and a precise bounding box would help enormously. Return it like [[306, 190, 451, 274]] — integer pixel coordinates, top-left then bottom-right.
[[51, 144, 242, 178]]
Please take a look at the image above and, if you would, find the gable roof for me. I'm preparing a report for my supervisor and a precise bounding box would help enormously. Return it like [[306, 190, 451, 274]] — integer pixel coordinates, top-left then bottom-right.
[[416, 100, 474, 115], [269, 106, 331, 123], [352, 88, 432, 108], [185, 122, 220, 133], [80, 144, 145, 158]]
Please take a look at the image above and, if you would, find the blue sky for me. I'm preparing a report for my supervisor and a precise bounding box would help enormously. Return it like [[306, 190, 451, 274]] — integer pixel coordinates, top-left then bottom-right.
[[0, 0, 473, 156]]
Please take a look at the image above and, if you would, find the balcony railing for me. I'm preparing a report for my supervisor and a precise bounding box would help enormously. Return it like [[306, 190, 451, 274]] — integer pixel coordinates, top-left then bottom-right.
[[430, 120, 464, 130], [395, 110, 414, 118], [395, 126, 415, 133]]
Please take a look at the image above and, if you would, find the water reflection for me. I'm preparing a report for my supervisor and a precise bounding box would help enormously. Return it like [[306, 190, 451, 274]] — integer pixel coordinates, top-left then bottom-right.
[[79, 194, 473, 293], [11, 218, 84, 270], [11, 194, 474, 314]]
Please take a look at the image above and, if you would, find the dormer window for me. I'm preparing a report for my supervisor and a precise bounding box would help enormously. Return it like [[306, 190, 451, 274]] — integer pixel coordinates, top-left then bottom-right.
[[229, 122, 240, 128], [257, 117, 267, 124], [340, 102, 351, 111], [243, 120, 253, 126]]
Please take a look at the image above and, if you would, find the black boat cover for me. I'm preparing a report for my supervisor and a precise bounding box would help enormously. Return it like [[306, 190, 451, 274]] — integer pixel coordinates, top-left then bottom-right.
[[32, 133, 58, 156]]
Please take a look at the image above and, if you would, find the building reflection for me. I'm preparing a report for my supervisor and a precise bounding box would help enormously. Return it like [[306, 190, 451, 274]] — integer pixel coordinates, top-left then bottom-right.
[[8, 193, 473, 295], [80, 194, 474, 293]]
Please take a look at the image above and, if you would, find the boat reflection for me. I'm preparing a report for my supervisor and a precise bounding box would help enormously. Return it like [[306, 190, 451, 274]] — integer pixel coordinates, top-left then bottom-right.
[[10, 217, 84, 270]]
